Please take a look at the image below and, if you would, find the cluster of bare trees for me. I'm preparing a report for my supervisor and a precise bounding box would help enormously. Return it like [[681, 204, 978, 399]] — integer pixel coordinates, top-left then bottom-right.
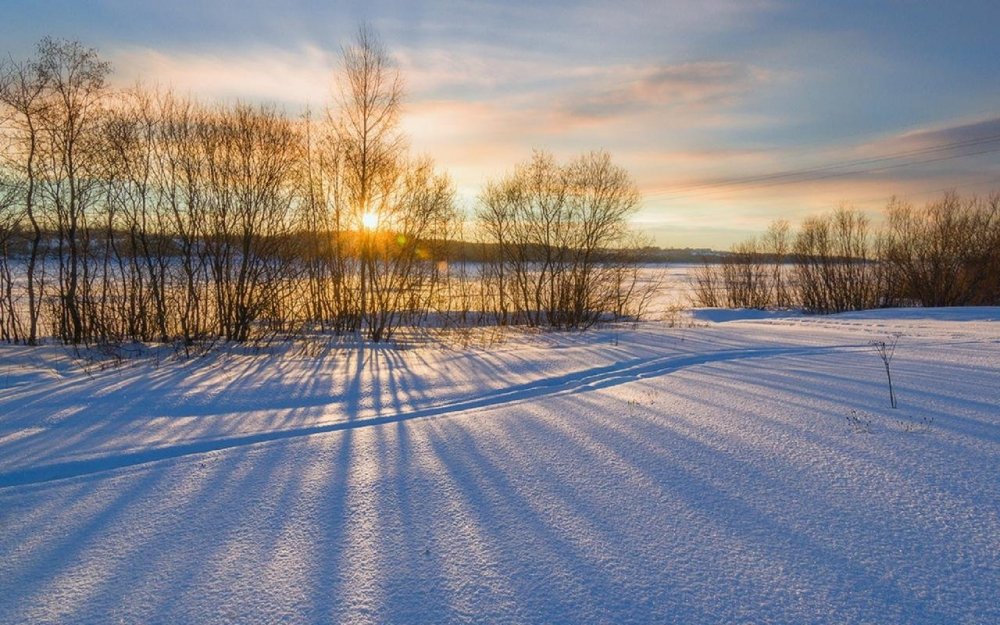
[[0, 39, 111, 344], [793, 208, 892, 312], [882, 193, 1000, 307], [693, 193, 1000, 312], [477, 150, 654, 328], [693, 220, 793, 309], [0, 32, 653, 345], [0, 33, 456, 345]]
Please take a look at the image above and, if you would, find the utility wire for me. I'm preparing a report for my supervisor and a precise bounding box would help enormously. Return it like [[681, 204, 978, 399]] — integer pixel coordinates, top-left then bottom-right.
[[647, 132, 1000, 201], [663, 132, 1000, 194]]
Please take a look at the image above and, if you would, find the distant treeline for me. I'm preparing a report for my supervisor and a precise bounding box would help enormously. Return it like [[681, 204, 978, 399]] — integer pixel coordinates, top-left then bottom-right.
[[0, 231, 705, 266], [0, 33, 653, 345], [693, 193, 1000, 312]]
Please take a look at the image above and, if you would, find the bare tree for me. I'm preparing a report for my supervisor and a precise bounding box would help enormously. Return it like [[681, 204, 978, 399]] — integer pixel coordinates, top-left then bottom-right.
[[563, 151, 643, 324], [99, 87, 173, 342], [0, 56, 49, 344], [477, 150, 643, 328], [691, 258, 723, 308], [297, 109, 337, 329], [0, 171, 23, 341], [794, 206, 889, 313], [694, 219, 793, 310], [155, 91, 211, 345], [332, 24, 406, 337], [480, 151, 569, 326], [201, 103, 301, 342], [366, 157, 455, 340], [883, 192, 1000, 307], [721, 237, 771, 309], [477, 174, 519, 324], [34, 38, 111, 343], [762, 219, 792, 307]]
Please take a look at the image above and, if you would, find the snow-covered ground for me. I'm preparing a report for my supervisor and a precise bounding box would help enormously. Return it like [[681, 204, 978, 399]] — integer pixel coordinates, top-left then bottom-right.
[[1, 308, 998, 624]]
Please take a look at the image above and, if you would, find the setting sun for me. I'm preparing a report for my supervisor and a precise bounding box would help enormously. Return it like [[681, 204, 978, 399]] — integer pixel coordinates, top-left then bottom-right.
[[361, 211, 379, 230]]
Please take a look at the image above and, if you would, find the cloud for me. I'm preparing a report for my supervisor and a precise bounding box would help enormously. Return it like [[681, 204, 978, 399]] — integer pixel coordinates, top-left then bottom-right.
[[562, 62, 765, 122], [107, 44, 339, 108], [877, 116, 1000, 152], [394, 45, 555, 96]]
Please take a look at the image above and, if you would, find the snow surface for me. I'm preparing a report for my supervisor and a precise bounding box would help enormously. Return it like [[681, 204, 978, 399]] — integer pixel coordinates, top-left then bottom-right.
[[1, 309, 998, 624]]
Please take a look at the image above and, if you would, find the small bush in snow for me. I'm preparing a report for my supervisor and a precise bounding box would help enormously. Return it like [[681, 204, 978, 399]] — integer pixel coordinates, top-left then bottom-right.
[[846, 409, 874, 433], [893, 413, 934, 434]]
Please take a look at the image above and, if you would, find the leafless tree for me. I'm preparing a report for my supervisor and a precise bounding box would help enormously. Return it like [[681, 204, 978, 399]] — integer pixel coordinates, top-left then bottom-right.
[[319, 25, 459, 341], [332, 24, 406, 337], [563, 151, 643, 324], [297, 109, 336, 330], [762, 219, 792, 307], [364, 157, 455, 340], [477, 150, 643, 328], [883, 192, 1000, 307], [154, 92, 211, 345], [94, 88, 168, 341], [200, 103, 301, 341], [692, 221, 789, 310], [0, 56, 49, 344], [794, 206, 890, 313], [607, 233, 661, 321], [0, 172, 22, 341], [691, 258, 723, 308], [34, 38, 111, 343], [720, 237, 771, 309]]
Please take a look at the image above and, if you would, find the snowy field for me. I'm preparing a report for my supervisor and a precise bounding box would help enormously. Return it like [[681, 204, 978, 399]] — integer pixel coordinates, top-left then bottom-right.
[[1, 307, 998, 624]]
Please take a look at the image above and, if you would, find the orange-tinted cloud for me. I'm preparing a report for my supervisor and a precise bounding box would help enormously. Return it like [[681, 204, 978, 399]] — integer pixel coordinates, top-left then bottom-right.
[[561, 62, 768, 122]]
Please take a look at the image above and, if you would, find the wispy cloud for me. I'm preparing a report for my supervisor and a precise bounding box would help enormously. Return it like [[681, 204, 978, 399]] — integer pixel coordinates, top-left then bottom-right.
[[107, 44, 338, 108], [395, 45, 554, 96], [561, 62, 766, 122], [875, 116, 1000, 152]]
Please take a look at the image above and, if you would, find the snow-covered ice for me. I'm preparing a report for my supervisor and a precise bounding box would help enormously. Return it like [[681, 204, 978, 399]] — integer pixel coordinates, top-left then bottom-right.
[[1, 308, 998, 624]]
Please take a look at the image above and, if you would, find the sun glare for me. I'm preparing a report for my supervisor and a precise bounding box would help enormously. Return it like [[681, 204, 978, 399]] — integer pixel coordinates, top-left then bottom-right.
[[362, 211, 379, 231]]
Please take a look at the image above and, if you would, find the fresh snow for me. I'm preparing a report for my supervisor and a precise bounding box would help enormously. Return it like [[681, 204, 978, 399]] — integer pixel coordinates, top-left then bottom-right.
[[1, 308, 998, 624]]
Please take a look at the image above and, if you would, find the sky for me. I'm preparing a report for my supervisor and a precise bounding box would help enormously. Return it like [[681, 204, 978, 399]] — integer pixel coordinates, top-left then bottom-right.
[[2, 0, 998, 248]]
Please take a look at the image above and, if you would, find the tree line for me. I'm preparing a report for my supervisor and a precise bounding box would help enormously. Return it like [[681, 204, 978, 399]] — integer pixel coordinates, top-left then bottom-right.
[[693, 193, 1000, 312], [0, 31, 649, 345]]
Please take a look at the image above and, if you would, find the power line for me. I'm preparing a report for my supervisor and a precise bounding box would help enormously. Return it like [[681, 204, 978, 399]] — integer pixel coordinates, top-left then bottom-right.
[[647, 132, 1000, 201], [656, 132, 1000, 195]]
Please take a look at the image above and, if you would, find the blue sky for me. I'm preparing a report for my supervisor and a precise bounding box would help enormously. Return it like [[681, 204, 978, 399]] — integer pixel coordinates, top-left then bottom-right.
[[2, 1, 998, 247]]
